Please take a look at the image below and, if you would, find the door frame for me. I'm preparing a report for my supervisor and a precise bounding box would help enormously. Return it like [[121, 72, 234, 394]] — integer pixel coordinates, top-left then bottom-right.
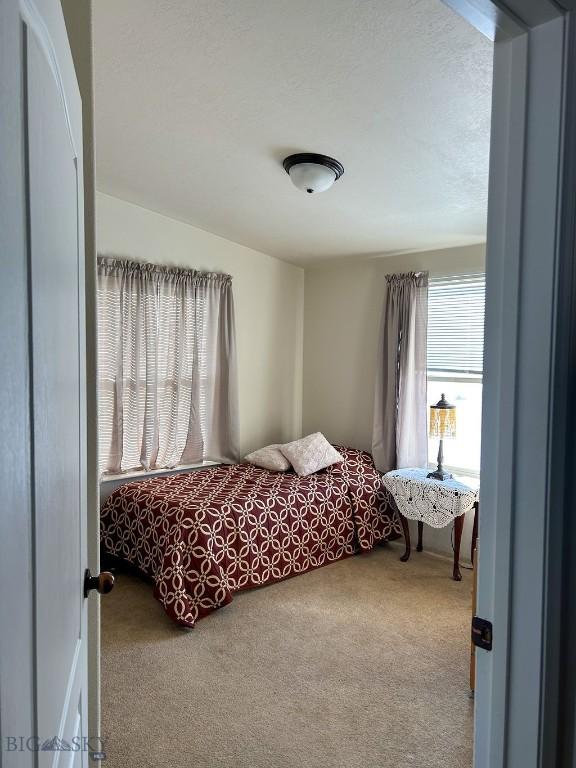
[[3, 0, 576, 766], [441, 1, 576, 766]]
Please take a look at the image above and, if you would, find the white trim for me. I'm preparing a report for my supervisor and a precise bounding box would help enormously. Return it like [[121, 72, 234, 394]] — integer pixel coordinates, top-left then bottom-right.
[[428, 372, 483, 384], [476, 26, 528, 768], [440, 0, 524, 40], [426, 461, 480, 481], [19, 0, 79, 159], [503, 19, 567, 765], [441, 0, 563, 39], [100, 460, 220, 483]]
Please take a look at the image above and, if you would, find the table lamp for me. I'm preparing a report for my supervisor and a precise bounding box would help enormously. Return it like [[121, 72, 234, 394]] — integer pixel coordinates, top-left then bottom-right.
[[427, 393, 456, 481]]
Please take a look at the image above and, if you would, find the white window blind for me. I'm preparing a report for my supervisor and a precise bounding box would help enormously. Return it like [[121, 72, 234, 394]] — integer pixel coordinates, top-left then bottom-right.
[[427, 273, 486, 375]]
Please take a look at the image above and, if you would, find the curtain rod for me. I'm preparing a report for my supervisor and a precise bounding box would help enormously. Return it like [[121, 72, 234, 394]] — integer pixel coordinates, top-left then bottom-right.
[[97, 255, 232, 283]]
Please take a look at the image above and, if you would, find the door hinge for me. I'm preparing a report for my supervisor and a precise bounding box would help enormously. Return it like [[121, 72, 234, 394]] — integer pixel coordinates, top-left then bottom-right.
[[472, 615, 493, 651]]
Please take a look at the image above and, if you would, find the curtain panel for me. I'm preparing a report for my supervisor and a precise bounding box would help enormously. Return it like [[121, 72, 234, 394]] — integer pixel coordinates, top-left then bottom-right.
[[97, 257, 239, 474], [372, 271, 428, 473]]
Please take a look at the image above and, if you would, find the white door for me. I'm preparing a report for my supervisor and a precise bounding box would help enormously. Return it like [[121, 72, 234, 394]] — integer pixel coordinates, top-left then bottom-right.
[[0, 0, 93, 765]]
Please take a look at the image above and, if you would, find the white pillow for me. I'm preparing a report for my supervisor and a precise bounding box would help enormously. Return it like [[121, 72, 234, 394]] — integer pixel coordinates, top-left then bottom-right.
[[280, 433, 343, 477], [244, 444, 291, 472]]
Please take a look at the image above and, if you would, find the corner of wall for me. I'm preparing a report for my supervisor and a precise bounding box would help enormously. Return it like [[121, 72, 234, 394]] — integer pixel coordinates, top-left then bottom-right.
[[294, 266, 305, 440]]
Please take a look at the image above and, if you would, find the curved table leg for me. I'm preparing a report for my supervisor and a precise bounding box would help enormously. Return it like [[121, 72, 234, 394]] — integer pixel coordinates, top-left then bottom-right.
[[417, 521, 424, 552], [453, 514, 465, 581], [397, 510, 411, 563]]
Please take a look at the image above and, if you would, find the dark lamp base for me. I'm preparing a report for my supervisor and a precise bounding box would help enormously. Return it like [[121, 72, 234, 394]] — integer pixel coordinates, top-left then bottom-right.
[[427, 469, 453, 481]]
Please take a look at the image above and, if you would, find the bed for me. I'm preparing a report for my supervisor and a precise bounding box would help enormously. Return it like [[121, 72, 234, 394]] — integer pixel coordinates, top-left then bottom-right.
[[100, 446, 401, 627]]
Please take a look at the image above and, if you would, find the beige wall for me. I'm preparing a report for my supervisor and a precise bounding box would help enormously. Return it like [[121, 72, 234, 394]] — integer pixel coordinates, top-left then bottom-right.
[[96, 192, 304, 455], [96, 195, 482, 572], [303, 244, 485, 560]]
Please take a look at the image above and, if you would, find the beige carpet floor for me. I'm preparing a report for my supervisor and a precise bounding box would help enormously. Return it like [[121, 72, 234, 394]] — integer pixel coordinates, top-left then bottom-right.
[[101, 544, 473, 768]]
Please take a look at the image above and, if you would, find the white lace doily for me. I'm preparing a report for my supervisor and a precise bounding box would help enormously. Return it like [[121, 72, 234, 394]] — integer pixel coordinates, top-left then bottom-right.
[[382, 468, 479, 528]]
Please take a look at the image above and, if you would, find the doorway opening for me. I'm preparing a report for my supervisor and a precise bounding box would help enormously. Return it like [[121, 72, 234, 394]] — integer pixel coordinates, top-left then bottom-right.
[[91, 3, 492, 767]]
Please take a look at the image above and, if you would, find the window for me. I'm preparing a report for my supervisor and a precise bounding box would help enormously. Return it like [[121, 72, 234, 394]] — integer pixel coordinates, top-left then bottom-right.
[[96, 258, 238, 475], [427, 273, 485, 476]]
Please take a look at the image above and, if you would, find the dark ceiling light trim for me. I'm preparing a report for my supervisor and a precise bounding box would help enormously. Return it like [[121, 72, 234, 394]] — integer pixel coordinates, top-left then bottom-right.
[[282, 153, 345, 180]]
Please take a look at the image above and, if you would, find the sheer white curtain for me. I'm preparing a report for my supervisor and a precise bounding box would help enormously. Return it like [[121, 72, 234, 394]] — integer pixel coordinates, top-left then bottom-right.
[[97, 257, 239, 474], [372, 271, 428, 472]]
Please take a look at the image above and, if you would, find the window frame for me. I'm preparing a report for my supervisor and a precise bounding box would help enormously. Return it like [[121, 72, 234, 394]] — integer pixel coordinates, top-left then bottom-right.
[[426, 272, 485, 478]]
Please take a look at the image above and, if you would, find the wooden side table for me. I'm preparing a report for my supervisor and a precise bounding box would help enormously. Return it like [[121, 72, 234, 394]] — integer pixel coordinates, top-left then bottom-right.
[[382, 468, 479, 581]]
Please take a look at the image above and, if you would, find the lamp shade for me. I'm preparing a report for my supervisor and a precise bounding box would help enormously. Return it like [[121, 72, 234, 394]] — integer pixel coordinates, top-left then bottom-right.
[[283, 153, 344, 194], [287, 163, 337, 193], [429, 393, 457, 439]]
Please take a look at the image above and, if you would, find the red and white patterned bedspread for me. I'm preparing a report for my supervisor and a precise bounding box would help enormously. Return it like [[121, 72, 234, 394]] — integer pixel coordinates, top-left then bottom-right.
[[100, 446, 401, 627]]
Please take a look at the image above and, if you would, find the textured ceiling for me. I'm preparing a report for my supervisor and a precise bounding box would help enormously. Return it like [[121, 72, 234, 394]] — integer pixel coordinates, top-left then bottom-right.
[[93, 0, 493, 265]]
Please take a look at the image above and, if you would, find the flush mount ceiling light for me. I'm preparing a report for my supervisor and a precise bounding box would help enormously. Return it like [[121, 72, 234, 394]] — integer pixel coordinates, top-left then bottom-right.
[[283, 153, 344, 194]]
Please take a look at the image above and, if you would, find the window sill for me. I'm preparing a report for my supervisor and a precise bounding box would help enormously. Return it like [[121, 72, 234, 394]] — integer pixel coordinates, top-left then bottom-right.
[[426, 463, 480, 486], [100, 460, 220, 483]]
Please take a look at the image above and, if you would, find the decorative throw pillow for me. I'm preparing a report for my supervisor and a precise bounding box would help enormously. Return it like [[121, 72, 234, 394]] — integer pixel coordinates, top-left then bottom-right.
[[244, 444, 291, 472], [280, 433, 343, 477]]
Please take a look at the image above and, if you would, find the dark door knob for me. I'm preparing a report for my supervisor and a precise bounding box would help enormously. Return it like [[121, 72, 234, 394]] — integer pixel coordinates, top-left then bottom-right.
[[84, 569, 115, 598]]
